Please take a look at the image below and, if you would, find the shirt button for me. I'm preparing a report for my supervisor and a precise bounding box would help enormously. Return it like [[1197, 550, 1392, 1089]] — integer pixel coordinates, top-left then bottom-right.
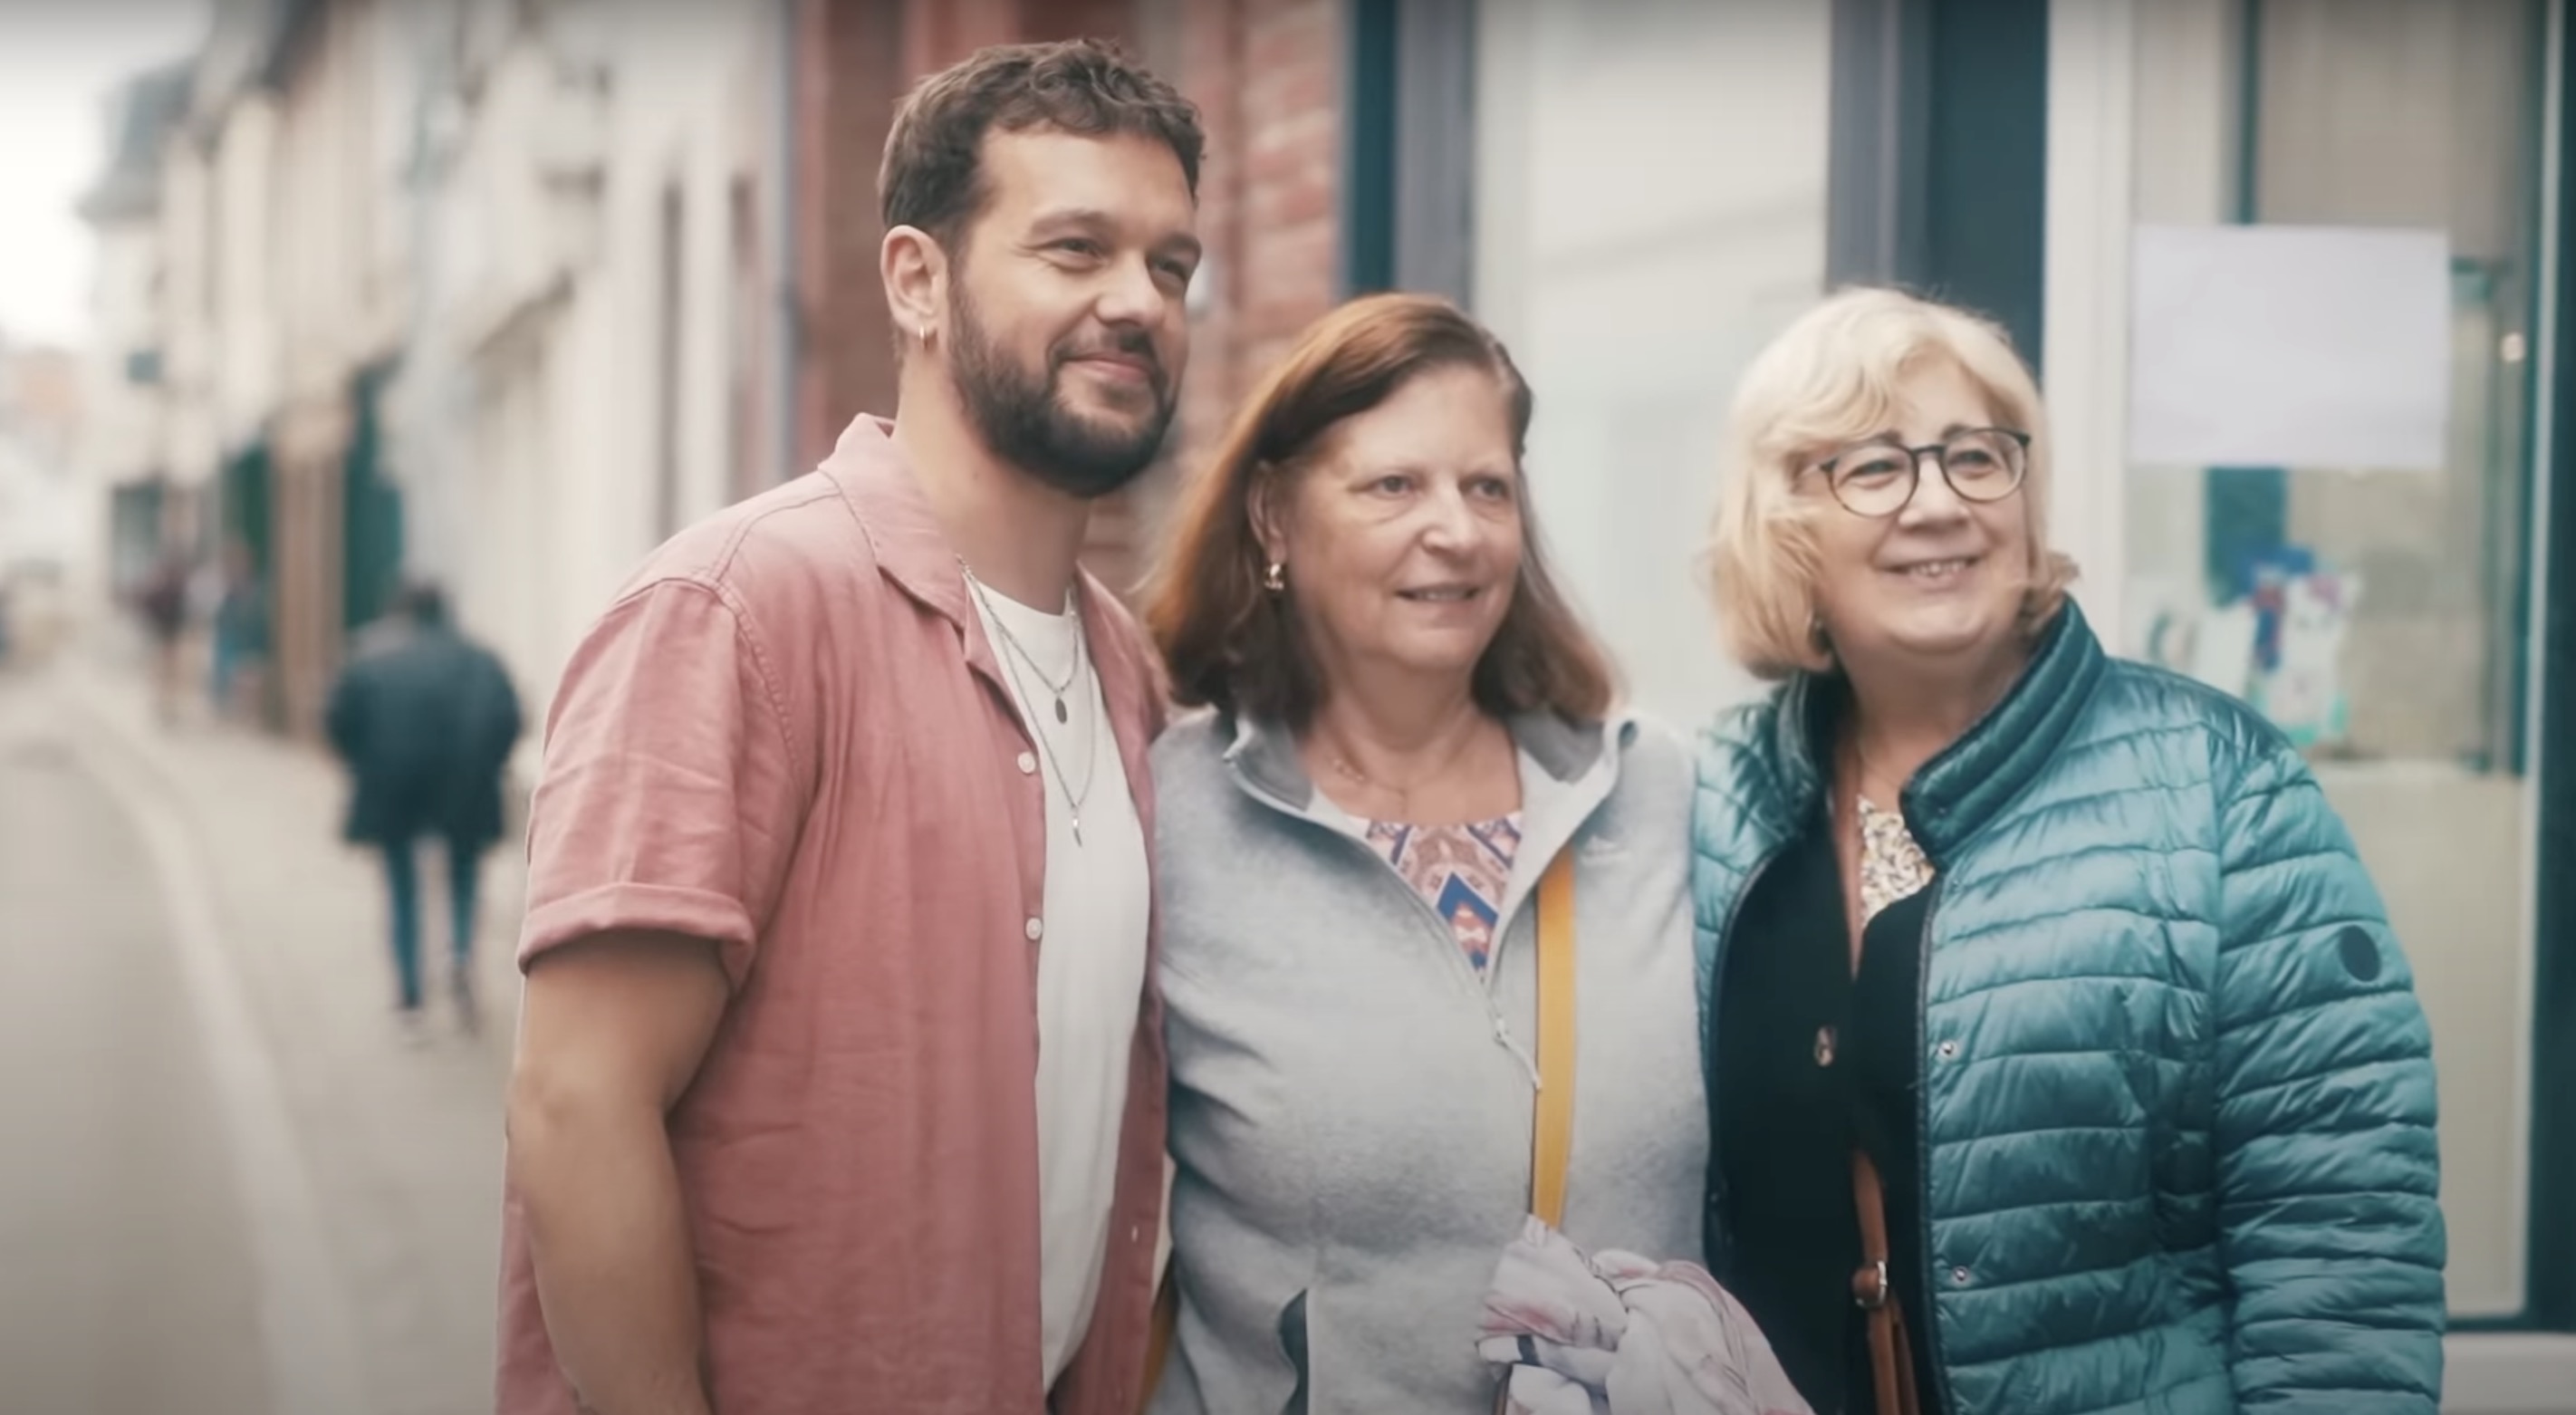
[[1025, 916, 1044, 942], [1016, 751, 1036, 775]]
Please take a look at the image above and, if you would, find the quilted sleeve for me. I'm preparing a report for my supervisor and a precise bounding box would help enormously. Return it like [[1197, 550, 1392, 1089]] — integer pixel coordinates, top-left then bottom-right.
[[2214, 738, 2446, 1413]]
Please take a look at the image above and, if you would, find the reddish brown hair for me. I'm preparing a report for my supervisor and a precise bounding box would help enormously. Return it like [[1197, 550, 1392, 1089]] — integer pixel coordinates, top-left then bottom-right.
[[1146, 293, 1617, 730]]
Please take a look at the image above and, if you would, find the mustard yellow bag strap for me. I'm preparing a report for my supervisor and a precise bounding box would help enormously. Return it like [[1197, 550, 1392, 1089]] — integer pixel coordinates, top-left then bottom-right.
[[1139, 1155, 1179, 1411], [1140, 1272, 1177, 1408], [1533, 848, 1578, 1227]]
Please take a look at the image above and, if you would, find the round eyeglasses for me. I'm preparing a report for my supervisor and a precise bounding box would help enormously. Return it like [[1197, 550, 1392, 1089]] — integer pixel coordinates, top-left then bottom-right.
[[1812, 428, 2031, 517]]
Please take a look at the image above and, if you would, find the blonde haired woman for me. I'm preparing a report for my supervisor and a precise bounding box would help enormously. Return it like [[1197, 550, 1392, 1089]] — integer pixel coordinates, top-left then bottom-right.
[[1691, 287, 2445, 1415]]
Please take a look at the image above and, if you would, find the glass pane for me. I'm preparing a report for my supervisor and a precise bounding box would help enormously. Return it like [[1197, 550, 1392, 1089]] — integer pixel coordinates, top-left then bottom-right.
[[2126, 0, 2551, 1318], [1471, 0, 1834, 720]]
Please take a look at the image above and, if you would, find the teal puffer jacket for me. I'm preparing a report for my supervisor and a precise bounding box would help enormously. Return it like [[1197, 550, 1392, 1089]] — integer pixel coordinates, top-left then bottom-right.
[[1691, 602, 2445, 1415]]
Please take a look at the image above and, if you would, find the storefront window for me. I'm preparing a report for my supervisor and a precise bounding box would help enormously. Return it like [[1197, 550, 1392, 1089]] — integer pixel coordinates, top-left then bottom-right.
[[2124, 0, 2553, 1317], [1471, 0, 1834, 719]]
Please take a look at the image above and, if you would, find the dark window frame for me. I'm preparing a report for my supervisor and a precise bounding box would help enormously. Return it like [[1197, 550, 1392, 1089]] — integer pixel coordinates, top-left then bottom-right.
[[2497, 0, 2576, 1337], [1341, 0, 1475, 303], [1826, 0, 2048, 365]]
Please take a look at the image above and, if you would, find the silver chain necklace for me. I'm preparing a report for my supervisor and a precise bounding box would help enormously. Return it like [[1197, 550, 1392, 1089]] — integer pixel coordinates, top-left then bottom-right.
[[962, 567, 1099, 844], [965, 568, 1081, 723]]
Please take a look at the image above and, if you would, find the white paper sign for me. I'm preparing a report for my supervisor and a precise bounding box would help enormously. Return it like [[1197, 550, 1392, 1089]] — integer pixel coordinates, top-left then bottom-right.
[[2128, 225, 2451, 471]]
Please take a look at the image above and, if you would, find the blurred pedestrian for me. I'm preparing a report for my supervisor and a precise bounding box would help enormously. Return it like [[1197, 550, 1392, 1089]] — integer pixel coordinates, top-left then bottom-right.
[[208, 538, 270, 724], [325, 581, 523, 1038], [1693, 287, 2444, 1415], [496, 39, 1203, 1415], [135, 549, 191, 726]]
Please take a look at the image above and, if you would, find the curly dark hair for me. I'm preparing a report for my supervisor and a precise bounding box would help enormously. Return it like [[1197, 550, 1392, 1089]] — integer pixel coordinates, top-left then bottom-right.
[[879, 39, 1206, 253]]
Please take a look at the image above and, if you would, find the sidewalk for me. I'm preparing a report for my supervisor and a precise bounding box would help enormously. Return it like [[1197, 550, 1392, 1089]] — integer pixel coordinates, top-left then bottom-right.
[[52, 630, 523, 1415]]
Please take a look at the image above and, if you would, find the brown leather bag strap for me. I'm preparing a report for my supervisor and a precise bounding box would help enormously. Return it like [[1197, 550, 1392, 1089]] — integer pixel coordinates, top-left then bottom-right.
[[1850, 1150, 1921, 1415], [1140, 1273, 1178, 1407]]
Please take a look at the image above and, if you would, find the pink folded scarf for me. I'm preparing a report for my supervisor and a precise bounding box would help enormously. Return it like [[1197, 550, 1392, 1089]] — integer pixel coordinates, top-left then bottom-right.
[[1479, 1216, 1813, 1415]]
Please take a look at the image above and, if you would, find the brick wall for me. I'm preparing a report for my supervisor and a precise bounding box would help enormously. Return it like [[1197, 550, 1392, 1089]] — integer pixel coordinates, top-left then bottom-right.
[[793, 0, 1347, 598], [793, 0, 905, 469]]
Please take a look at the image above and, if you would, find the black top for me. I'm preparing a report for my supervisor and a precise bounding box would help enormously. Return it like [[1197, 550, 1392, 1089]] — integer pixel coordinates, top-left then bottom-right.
[[1706, 813, 1947, 1415], [324, 622, 525, 849]]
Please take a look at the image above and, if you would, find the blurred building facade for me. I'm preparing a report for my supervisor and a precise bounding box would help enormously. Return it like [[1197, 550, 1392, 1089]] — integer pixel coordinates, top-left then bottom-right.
[[73, 60, 192, 611], [74, 0, 2576, 1403], [0, 338, 89, 660]]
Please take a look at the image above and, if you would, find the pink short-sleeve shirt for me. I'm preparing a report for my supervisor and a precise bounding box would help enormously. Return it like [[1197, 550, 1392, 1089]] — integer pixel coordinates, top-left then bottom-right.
[[495, 416, 1169, 1415]]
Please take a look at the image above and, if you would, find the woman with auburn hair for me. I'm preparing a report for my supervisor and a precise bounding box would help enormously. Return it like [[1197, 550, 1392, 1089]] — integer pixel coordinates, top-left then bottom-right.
[[1139, 293, 1738, 1412], [1692, 285, 2446, 1414]]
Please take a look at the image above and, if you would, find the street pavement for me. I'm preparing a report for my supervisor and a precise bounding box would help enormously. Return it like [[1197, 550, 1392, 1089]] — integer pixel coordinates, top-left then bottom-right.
[[0, 636, 525, 1414]]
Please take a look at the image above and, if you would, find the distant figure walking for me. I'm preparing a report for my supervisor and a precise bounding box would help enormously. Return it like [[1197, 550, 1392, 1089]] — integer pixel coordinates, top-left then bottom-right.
[[208, 538, 270, 724], [325, 582, 524, 1036], [135, 550, 192, 726]]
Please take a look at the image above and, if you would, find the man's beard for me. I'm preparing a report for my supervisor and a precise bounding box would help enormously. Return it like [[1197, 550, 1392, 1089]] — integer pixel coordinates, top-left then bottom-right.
[[947, 284, 1177, 500]]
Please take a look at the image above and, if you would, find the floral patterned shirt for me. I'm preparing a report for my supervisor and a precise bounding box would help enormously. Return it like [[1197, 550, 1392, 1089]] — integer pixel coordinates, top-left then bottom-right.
[[1854, 794, 1935, 923], [1367, 813, 1525, 974]]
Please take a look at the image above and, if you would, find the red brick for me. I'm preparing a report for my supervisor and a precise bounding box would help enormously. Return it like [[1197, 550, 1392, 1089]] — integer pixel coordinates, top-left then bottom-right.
[[1244, 131, 1319, 186], [905, 0, 1021, 76], [1241, 164, 1330, 228], [1245, 3, 1331, 76], [1020, 0, 1134, 42], [794, 0, 905, 469], [1246, 15, 1329, 80], [1245, 108, 1334, 166]]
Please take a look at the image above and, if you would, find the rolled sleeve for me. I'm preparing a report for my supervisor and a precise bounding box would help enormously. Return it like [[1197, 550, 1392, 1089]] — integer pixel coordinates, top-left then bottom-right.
[[518, 577, 808, 989]]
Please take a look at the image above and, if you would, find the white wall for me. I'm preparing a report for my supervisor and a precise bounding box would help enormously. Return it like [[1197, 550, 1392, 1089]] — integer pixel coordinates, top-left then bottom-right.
[[209, 93, 279, 466], [414, 1, 777, 747], [274, 0, 401, 417], [82, 222, 166, 489], [434, 21, 592, 725], [0, 419, 80, 579], [72, 218, 168, 606], [582, 3, 773, 562], [1471, 0, 1835, 727], [158, 127, 218, 491]]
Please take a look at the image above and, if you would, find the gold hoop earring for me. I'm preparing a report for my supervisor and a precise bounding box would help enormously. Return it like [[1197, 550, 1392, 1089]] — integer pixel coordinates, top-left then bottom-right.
[[1263, 562, 1285, 592]]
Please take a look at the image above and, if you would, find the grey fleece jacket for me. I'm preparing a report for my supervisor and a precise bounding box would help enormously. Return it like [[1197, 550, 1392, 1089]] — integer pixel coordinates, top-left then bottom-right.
[[1148, 708, 1707, 1415]]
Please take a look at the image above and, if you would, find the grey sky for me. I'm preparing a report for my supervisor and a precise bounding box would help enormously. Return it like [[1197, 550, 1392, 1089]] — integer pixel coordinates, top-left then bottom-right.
[[0, 5, 211, 346]]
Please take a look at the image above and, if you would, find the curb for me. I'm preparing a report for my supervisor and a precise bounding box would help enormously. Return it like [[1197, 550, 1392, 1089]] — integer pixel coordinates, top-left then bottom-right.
[[52, 659, 376, 1415]]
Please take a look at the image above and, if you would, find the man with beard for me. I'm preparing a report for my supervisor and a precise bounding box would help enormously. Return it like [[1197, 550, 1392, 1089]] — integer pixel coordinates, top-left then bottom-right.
[[495, 41, 1202, 1415]]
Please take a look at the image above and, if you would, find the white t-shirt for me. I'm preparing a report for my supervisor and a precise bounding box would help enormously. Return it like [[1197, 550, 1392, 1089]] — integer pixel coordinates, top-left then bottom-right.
[[968, 580, 1150, 1388]]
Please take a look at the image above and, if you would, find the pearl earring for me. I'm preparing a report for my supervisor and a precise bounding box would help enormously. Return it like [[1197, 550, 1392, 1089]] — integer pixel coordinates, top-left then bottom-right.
[[1263, 562, 1285, 592]]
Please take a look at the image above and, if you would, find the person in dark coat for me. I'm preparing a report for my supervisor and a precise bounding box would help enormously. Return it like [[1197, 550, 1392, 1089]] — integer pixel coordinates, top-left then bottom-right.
[[326, 581, 524, 1034], [135, 550, 193, 726]]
